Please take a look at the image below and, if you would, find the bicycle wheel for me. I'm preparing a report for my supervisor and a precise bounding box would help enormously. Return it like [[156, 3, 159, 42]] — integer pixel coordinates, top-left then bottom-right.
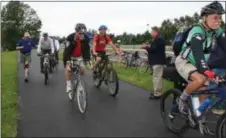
[[107, 68, 119, 97], [93, 65, 102, 88], [160, 89, 189, 134], [139, 60, 148, 74], [119, 56, 128, 68], [76, 77, 87, 114], [44, 66, 48, 85], [216, 112, 226, 138]]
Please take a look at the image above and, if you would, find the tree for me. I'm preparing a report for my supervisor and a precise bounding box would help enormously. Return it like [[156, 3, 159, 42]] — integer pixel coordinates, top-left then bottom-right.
[[1, 1, 42, 51]]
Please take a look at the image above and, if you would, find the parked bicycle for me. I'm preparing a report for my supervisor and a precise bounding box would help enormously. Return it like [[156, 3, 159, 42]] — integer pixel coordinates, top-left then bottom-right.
[[68, 57, 87, 114], [93, 53, 119, 97]]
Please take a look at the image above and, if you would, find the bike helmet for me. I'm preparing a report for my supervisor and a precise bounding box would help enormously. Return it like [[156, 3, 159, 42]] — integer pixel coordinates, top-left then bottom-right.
[[200, 1, 225, 17], [75, 23, 87, 33], [99, 25, 108, 30]]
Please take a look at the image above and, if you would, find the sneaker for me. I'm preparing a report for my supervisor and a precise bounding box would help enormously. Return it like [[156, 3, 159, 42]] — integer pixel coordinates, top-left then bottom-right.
[[24, 78, 28, 83], [66, 83, 72, 93], [149, 92, 162, 99], [178, 98, 188, 114]]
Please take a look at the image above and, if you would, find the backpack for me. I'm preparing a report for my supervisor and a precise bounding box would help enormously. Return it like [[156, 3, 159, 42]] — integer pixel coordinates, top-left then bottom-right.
[[172, 24, 206, 56]]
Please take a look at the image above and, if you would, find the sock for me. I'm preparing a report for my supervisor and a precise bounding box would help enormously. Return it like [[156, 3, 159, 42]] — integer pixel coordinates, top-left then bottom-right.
[[180, 90, 189, 101], [25, 68, 28, 78], [66, 80, 71, 86]]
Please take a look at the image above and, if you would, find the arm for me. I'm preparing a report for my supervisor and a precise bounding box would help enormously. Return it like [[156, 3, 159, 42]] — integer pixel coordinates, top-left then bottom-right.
[[50, 38, 54, 54], [55, 40, 60, 51], [92, 35, 97, 55], [37, 37, 42, 53], [107, 37, 118, 53], [16, 40, 23, 50], [190, 34, 208, 73]]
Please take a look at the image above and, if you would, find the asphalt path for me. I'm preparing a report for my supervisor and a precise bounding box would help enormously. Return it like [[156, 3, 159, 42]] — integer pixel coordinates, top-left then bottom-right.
[[17, 51, 207, 137]]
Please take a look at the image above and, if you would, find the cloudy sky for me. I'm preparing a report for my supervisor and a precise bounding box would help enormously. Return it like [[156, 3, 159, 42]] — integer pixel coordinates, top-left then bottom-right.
[[1, 0, 225, 37]]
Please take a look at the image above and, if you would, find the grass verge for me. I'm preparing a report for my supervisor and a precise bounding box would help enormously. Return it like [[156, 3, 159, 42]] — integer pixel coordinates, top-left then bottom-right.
[[113, 63, 174, 92], [1, 51, 18, 137]]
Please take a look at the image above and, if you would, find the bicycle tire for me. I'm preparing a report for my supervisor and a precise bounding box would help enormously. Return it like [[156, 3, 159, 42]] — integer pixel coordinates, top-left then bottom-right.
[[93, 65, 102, 88], [44, 66, 48, 85], [76, 77, 88, 114], [139, 60, 148, 74], [216, 112, 226, 138], [160, 89, 189, 134], [107, 68, 119, 97]]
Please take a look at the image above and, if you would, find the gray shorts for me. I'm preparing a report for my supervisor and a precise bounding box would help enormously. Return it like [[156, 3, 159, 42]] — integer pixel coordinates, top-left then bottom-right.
[[175, 55, 197, 81]]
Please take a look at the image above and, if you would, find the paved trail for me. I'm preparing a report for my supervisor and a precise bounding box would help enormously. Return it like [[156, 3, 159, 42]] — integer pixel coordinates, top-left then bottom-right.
[[17, 51, 206, 137]]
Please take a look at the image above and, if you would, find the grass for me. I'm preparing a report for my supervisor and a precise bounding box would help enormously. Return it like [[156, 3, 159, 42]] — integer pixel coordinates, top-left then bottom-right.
[[1, 51, 18, 137], [113, 64, 174, 92]]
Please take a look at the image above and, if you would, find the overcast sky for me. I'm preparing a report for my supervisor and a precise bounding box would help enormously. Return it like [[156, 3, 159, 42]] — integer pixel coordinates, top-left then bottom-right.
[[1, 0, 225, 37]]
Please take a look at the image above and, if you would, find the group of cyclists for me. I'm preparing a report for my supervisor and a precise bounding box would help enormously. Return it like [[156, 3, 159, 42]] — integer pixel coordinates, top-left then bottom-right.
[[16, 1, 225, 137]]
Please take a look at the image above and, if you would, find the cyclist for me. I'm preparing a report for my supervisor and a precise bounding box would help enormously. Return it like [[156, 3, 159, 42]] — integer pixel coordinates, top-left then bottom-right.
[[51, 36, 60, 64], [16, 32, 36, 82], [37, 33, 55, 73], [174, 1, 225, 134], [63, 23, 90, 93], [208, 34, 226, 115], [91, 25, 120, 74]]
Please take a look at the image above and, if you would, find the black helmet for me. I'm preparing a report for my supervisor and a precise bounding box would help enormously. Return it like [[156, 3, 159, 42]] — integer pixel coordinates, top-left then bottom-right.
[[43, 33, 48, 37], [75, 23, 87, 33], [200, 1, 225, 17]]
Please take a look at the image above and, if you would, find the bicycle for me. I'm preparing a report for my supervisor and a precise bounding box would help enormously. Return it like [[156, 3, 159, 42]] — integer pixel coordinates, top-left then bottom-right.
[[93, 53, 119, 97], [51, 52, 58, 72], [41, 53, 52, 85], [125, 51, 141, 71], [119, 51, 131, 68], [160, 67, 226, 138], [138, 53, 153, 75], [68, 57, 87, 114]]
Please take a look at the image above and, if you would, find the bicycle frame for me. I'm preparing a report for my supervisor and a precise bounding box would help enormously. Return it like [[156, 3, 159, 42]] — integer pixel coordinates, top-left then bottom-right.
[[188, 85, 226, 119]]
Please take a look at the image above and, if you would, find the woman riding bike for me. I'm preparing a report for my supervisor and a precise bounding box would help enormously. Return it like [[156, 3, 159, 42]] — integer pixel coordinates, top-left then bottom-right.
[[174, 1, 225, 133]]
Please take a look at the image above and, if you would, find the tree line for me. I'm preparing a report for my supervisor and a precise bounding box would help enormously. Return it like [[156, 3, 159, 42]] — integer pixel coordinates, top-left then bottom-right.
[[1, 1, 225, 51]]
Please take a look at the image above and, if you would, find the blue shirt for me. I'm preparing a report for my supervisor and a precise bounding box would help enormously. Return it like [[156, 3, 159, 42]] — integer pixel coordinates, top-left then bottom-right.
[[16, 38, 36, 54]]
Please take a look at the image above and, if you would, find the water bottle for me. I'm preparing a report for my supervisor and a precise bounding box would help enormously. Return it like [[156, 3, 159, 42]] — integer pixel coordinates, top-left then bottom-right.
[[191, 96, 201, 117], [198, 97, 212, 115]]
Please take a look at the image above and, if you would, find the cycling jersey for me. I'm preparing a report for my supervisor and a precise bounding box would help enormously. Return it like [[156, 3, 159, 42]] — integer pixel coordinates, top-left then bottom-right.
[[93, 34, 112, 52], [180, 24, 224, 73], [72, 39, 82, 57]]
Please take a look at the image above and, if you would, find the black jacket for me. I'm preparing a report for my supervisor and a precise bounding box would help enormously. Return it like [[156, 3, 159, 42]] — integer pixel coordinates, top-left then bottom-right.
[[146, 35, 166, 65], [63, 33, 90, 67], [208, 34, 226, 69]]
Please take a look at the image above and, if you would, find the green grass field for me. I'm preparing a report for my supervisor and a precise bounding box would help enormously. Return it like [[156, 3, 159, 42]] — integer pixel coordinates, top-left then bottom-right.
[[2, 51, 18, 137]]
